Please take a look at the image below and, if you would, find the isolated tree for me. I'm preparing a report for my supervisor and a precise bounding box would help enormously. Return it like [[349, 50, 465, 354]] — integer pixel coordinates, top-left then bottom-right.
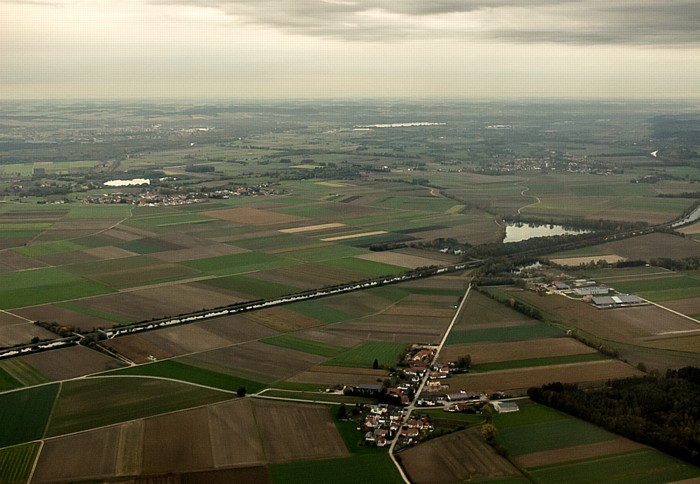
[[456, 355, 471, 370], [481, 423, 497, 443], [236, 386, 247, 397], [372, 358, 379, 370], [337, 403, 348, 420]]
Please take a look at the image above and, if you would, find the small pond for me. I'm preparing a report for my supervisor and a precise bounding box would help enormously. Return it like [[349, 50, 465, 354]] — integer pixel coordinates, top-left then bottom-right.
[[504, 223, 589, 243]]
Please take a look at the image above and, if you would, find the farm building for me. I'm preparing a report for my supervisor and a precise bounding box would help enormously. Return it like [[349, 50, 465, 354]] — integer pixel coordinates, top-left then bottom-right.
[[446, 391, 483, 402], [491, 401, 520, 413], [551, 281, 571, 291], [591, 294, 645, 308], [574, 286, 609, 296]]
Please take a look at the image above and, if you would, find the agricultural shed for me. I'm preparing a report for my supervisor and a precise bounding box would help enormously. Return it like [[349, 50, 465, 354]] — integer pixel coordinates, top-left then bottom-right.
[[492, 401, 519, 413], [591, 294, 644, 308], [574, 286, 609, 296]]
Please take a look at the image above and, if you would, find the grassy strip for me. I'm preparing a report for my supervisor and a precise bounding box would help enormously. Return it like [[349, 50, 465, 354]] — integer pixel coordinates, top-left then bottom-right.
[[323, 342, 407, 369], [268, 453, 403, 484], [261, 334, 347, 357], [470, 353, 608, 372], [0, 384, 59, 447], [104, 360, 268, 393], [0, 443, 41, 483], [528, 449, 700, 484]]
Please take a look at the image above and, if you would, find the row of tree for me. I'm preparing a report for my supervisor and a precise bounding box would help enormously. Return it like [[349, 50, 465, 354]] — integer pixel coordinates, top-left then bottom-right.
[[528, 368, 700, 466]]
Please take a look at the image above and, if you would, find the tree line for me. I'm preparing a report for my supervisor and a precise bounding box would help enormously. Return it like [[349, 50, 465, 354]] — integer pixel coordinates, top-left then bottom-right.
[[528, 368, 700, 466]]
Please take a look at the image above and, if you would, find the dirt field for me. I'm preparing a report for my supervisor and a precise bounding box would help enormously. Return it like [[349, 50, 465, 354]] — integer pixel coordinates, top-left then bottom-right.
[[326, 316, 448, 344], [549, 254, 625, 266], [0, 250, 48, 272], [247, 263, 368, 288], [665, 297, 700, 316], [399, 426, 520, 483], [453, 290, 534, 329], [207, 399, 266, 467], [515, 438, 644, 468], [592, 232, 700, 260], [14, 304, 112, 329], [438, 337, 597, 365], [151, 243, 250, 262], [0, 323, 56, 347], [185, 341, 326, 382], [443, 360, 642, 394], [356, 251, 450, 269], [33, 426, 121, 482], [515, 290, 700, 344], [287, 365, 389, 386], [18, 345, 126, 380], [253, 399, 348, 462], [201, 207, 307, 226], [82, 246, 139, 260]]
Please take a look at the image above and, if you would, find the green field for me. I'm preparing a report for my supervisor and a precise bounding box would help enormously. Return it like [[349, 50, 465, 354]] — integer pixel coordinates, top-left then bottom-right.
[[0, 267, 115, 309], [494, 402, 571, 429], [182, 251, 295, 276], [528, 449, 700, 484], [323, 342, 407, 368], [126, 212, 215, 229], [15, 240, 84, 257], [103, 360, 268, 394], [268, 453, 403, 484], [261, 335, 347, 357], [55, 301, 132, 325], [46, 377, 232, 437], [611, 275, 700, 301], [0, 367, 21, 392], [0, 359, 47, 387], [470, 353, 608, 372], [0, 443, 40, 483], [0, 384, 59, 447], [324, 257, 406, 278], [282, 244, 367, 263], [446, 324, 564, 345]]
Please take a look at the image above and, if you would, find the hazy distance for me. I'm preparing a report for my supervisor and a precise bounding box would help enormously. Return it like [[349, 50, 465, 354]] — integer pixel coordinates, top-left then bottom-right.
[[2, 0, 699, 100]]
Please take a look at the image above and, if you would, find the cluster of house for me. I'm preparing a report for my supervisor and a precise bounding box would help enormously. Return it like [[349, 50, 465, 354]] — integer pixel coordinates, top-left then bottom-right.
[[362, 403, 433, 447]]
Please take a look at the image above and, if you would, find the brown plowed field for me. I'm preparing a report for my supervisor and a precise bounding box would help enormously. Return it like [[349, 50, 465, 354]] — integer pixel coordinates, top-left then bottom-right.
[[439, 337, 597, 365], [287, 365, 388, 386], [253, 399, 348, 462], [326, 319, 446, 344], [0, 250, 48, 271], [33, 426, 120, 482], [399, 427, 520, 483], [201, 207, 307, 226], [401, 274, 470, 290], [19, 345, 126, 380], [186, 341, 326, 382], [592, 232, 700, 260], [142, 406, 215, 474], [208, 399, 266, 467], [444, 360, 642, 394], [120, 283, 239, 313], [14, 304, 112, 329], [82, 246, 139, 260], [151, 243, 249, 262], [297, 329, 364, 348], [357, 251, 442, 269], [242, 307, 321, 332], [395, 247, 460, 263], [38, 250, 101, 266], [665, 297, 700, 316], [111, 325, 235, 360], [515, 438, 644, 468], [0, 323, 55, 346]]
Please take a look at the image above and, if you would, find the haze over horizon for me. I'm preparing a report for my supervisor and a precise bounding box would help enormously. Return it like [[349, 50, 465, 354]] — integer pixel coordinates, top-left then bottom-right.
[[2, 0, 699, 100]]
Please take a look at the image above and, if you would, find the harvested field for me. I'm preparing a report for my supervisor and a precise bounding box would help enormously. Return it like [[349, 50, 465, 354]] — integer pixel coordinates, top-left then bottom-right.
[[355, 251, 449, 269], [438, 338, 597, 365], [296, 329, 363, 348], [399, 427, 520, 484], [678, 221, 700, 235], [515, 438, 644, 468], [242, 307, 322, 332], [549, 254, 625, 266], [665, 297, 700, 316], [320, 231, 387, 242], [394, 247, 460, 264], [0, 323, 56, 347], [443, 360, 642, 394], [0, 310, 33, 326], [454, 290, 534, 329], [201, 207, 306, 226], [279, 222, 346, 233], [119, 283, 240, 314], [286, 365, 388, 386], [253, 400, 348, 462], [82, 246, 139, 260], [185, 341, 326, 382], [33, 426, 120, 482], [18, 345, 126, 380], [326, 317, 448, 344]]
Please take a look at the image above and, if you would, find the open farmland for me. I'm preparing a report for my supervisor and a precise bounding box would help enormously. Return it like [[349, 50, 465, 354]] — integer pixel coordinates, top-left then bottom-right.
[[399, 427, 521, 483], [0, 384, 59, 447]]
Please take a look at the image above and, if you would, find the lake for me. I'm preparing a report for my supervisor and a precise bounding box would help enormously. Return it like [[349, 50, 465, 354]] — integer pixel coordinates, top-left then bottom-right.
[[504, 223, 589, 243]]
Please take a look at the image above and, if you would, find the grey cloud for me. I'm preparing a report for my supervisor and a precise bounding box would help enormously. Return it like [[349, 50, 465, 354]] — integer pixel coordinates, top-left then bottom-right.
[[148, 0, 700, 46]]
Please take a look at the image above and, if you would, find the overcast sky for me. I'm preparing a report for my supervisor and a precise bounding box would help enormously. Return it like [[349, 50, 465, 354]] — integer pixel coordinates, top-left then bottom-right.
[[2, 0, 699, 100]]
